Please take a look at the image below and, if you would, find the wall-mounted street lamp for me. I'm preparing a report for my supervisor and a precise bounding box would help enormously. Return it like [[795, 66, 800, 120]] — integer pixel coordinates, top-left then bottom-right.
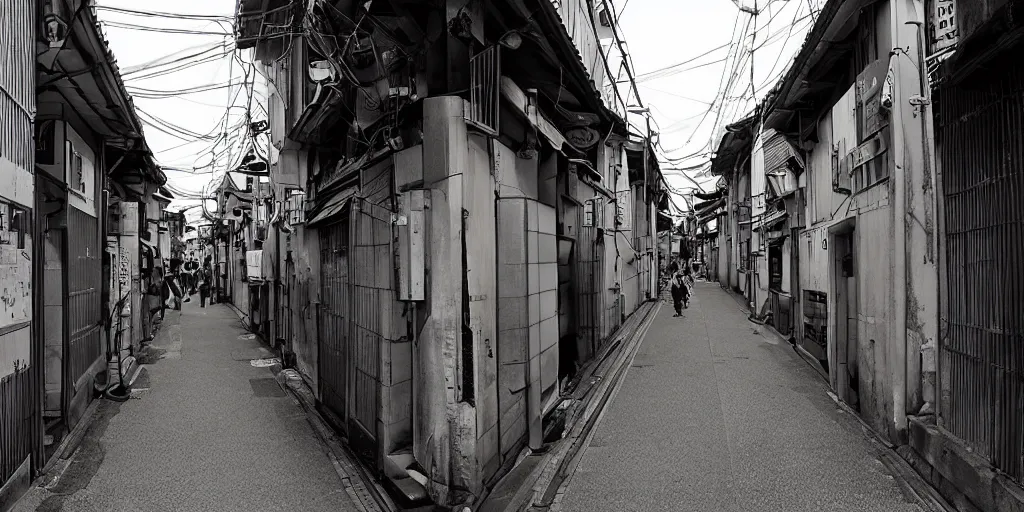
[[499, 31, 523, 50]]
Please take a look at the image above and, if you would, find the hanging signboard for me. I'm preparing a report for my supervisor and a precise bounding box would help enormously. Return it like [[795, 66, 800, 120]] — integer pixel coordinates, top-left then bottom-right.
[[564, 127, 600, 150], [928, 0, 958, 54], [856, 58, 892, 140]]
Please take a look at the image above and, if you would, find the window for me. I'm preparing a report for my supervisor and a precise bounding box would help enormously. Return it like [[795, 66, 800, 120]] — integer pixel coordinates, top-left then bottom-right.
[[65, 140, 86, 195], [854, 4, 878, 73], [74, 152, 84, 193], [468, 45, 500, 135], [36, 120, 55, 165], [286, 189, 306, 225]]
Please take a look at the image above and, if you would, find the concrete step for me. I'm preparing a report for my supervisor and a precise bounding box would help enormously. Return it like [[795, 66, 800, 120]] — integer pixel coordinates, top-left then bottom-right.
[[382, 451, 433, 511]]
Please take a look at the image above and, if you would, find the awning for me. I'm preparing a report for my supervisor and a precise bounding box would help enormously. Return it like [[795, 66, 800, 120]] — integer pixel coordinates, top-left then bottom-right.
[[694, 197, 725, 217], [754, 209, 788, 232], [501, 76, 569, 153], [305, 185, 358, 228], [697, 209, 725, 226], [762, 129, 804, 175], [694, 188, 727, 201]]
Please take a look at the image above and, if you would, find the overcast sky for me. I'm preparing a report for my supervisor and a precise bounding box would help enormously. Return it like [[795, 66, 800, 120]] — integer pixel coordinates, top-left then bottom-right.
[[95, 0, 818, 219]]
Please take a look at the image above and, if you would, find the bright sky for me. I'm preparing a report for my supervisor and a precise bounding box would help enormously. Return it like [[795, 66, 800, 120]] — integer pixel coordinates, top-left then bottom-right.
[[95, 0, 820, 221]]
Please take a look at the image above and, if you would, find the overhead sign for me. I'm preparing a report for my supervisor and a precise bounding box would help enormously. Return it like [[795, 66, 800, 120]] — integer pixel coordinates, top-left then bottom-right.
[[564, 126, 600, 149]]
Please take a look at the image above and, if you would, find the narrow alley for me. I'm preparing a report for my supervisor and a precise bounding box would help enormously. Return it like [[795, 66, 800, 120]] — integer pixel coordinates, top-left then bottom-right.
[[2, 0, 1022, 511], [556, 282, 927, 512], [12, 303, 361, 512]]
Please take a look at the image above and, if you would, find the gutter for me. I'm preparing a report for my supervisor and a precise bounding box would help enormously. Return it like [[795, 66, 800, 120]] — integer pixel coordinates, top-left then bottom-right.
[[530, 0, 627, 129]]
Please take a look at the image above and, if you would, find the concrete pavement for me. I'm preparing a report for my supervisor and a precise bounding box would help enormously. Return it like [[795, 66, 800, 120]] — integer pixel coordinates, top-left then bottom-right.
[[14, 301, 360, 512], [556, 282, 926, 512]]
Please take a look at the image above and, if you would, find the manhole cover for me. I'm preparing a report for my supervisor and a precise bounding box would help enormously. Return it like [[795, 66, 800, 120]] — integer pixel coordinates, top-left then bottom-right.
[[249, 378, 286, 398]]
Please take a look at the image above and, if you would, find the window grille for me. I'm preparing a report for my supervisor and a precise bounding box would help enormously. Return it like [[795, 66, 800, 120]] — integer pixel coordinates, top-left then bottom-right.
[[468, 45, 500, 135], [286, 191, 306, 225]]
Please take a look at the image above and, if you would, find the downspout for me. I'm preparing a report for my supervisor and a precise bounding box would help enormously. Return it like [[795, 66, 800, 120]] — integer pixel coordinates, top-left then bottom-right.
[[599, 125, 622, 322], [908, 15, 939, 416], [645, 116, 657, 301], [890, 42, 909, 438]]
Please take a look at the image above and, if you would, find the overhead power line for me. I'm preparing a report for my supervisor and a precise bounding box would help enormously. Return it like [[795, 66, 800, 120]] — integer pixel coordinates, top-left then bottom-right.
[[101, 21, 231, 36], [95, 5, 234, 21]]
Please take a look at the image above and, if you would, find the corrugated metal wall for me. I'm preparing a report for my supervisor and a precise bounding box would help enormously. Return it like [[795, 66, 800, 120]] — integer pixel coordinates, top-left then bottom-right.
[[0, 0, 35, 486], [0, 0, 34, 173], [67, 207, 102, 386], [936, 56, 1024, 483], [0, 369, 31, 485]]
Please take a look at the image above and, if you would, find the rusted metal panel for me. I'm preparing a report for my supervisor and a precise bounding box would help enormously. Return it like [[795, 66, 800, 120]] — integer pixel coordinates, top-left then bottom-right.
[[67, 207, 101, 385], [936, 54, 1024, 483], [347, 198, 390, 464], [318, 215, 349, 435], [554, 0, 610, 107]]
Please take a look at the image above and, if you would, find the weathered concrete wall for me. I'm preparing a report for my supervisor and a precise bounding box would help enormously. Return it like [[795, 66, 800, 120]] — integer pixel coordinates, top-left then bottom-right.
[[416, 97, 469, 504], [799, 71, 899, 439], [465, 132, 499, 487], [750, 130, 769, 313], [890, 0, 939, 421], [906, 417, 1024, 512], [851, 202, 894, 437]]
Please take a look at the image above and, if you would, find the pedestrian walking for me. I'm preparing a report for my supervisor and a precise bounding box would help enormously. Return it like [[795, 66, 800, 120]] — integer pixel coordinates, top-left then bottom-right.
[[165, 260, 185, 310], [199, 256, 213, 308], [183, 258, 199, 295], [198, 267, 211, 308], [682, 266, 695, 302], [670, 271, 688, 317]]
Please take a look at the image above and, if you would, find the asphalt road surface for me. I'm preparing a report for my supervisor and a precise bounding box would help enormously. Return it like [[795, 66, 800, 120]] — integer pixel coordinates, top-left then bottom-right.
[[14, 302, 359, 512], [558, 282, 926, 512]]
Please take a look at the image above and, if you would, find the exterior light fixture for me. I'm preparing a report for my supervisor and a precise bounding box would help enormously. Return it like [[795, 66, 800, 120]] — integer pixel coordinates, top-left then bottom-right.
[[499, 31, 523, 50]]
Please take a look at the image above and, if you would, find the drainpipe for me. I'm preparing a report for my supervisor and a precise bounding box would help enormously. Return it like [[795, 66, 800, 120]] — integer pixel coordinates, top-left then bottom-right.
[[890, 41, 910, 438], [908, 14, 939, 416]]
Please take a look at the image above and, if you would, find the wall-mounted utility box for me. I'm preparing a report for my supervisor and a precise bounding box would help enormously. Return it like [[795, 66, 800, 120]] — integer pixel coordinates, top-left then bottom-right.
[[397, 189, 426, 301]]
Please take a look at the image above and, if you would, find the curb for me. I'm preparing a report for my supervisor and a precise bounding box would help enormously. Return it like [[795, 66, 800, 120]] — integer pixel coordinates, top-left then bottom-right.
[[270, 366, 395, 512], [824, 392, 954, 512], [492, 300, 662, 512]]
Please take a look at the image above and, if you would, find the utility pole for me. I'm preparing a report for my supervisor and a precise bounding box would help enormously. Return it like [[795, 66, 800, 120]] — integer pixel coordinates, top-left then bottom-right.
[[645, 114, 656, 299], [628, 106, 658, 300]]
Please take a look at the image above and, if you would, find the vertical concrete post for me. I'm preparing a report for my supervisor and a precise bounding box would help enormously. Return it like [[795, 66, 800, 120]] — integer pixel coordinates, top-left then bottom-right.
[[417, 96, 469, 505], [889, 0, 939, 438]]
